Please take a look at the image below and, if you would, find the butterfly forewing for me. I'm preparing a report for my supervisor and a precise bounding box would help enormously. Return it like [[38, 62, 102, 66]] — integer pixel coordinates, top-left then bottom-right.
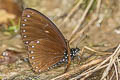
[[20, 8, 68, 73], [28, 39, 64, 72], [20, 8, 66, 48]]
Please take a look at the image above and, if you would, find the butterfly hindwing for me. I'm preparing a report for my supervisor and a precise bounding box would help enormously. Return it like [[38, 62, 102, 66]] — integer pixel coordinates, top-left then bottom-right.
[[28, 39, 65, 72]]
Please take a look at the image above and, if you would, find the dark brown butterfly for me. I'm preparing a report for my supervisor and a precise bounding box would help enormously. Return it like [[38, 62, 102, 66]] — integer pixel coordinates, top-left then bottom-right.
[[20, 8, 79, 73]]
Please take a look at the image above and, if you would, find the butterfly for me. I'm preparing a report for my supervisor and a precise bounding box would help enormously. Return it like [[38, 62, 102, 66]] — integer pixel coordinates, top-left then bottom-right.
[[20, 8, 80, 73]]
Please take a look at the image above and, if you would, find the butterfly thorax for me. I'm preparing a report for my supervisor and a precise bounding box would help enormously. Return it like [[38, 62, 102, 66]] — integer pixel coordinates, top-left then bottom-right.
[[62, 48, 80, 63]]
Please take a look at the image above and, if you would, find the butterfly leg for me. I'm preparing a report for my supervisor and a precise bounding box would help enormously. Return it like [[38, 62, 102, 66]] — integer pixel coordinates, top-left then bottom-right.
[[64, 40, 71, 73]]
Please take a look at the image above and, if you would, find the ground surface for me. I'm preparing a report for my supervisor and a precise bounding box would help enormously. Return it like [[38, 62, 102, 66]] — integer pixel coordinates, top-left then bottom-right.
[[0, 0, 120, 80]]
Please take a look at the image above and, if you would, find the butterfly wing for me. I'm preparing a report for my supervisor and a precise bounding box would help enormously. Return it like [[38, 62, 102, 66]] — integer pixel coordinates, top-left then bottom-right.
[[28, 39, 65, 72], [20, 8, 68, 72], [20, 8, 66, 48]]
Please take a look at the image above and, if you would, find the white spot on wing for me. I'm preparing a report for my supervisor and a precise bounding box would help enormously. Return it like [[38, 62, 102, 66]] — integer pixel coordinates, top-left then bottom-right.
[[23, 30, 26, 32], [22, 24, 25, 26], [73, 54, 75, 56], [27, 14, 30, 17], [65, 56, 67, 59], [64, 53, 66, 55], [24, 19, 27, 21], [30, 51, 34, 54], [24, 35, 27, 38], [36, 41, 40, 43], [32, 46, 34, 48], [45, 31, 49, 33], [2, 51, 8, 56], [32, 56, 34, 59], [25, 41, 29, 44], [36, 67, 38, 69], [39, 70, 41, 72]]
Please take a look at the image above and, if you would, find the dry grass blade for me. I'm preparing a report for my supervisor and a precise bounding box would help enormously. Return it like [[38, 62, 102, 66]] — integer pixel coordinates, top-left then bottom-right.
[[70, 16, 97, 44], [96, 0, 102, 14], [109, 71, 115, 80], [113, 62, 119, 80], [79, 46, 112, 57], [60, 0, 83, 27], [70, 63, 108, 80], [101, 44, 120, 80], [69, 0, 95, 41], [70, 0, 102, 44], [71, 43, 118, 79], [117, 58, 120, 75], [80, 73, 93, 80], [51, 58, 103, 80]]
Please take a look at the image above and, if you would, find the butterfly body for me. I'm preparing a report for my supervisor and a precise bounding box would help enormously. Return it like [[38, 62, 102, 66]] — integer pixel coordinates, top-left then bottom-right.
[[20, 8, 79, 73]]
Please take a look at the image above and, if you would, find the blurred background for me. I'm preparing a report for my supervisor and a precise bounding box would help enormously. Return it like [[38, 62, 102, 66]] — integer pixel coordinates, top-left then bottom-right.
[[0, 0, 120, 80]]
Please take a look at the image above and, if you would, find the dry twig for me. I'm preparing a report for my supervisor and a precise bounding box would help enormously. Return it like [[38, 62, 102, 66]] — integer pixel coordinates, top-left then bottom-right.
[[70, 63, 108, 80], [79, 46, 112, 57], [114, 62, 119, 80], [69, 0, 95, 41], [71, 43, 119, 80], [100, 44, 120, 80], [60, 0, 83, 27], [109, 71, 115, 80], [70, 0, 102, 44], [51, 58, 104, 80]]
